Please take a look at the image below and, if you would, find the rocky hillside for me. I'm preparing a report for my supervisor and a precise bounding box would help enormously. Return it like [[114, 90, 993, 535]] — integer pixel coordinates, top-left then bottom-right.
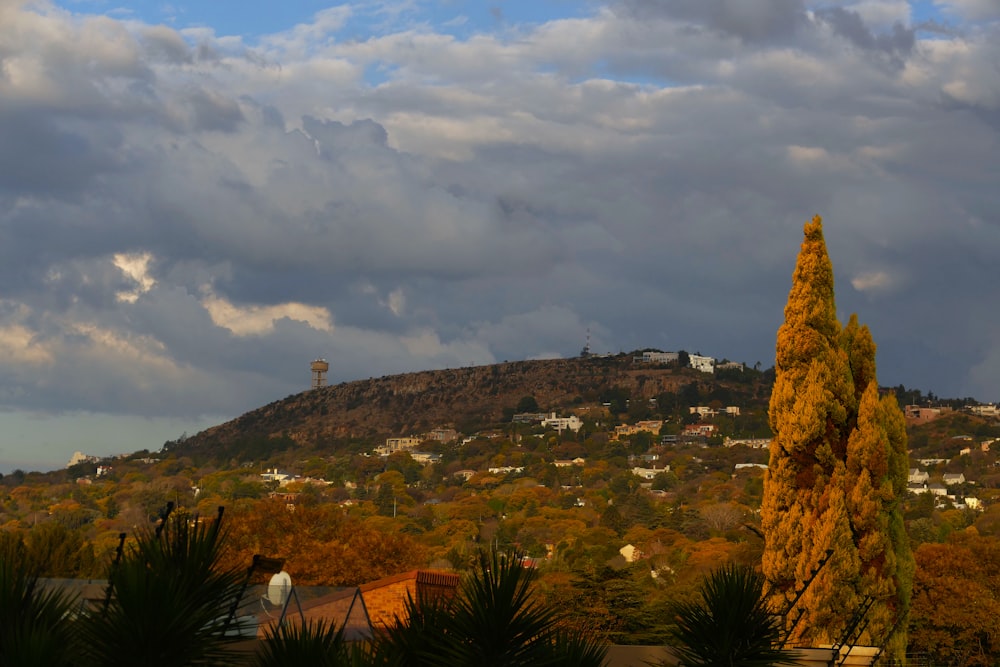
[[171, 355, 771, 456]]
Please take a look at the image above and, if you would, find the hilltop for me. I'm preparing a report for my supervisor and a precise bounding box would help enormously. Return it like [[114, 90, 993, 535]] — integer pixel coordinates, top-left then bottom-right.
[[167, 354, 773, 460]]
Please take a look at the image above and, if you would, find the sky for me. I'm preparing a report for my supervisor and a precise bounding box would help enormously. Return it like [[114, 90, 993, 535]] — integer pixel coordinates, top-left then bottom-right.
[[1, 0, 998, 473]]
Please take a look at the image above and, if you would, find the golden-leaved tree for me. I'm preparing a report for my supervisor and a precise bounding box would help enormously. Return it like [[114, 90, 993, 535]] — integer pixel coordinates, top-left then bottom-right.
[[761, 216, 913, 652]]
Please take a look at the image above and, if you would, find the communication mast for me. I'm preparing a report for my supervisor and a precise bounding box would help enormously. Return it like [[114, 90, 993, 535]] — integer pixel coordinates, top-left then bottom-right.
[[310, 359, 329, 390]]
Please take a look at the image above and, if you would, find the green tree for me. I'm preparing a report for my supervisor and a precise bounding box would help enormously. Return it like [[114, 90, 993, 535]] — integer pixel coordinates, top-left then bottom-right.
[[254, 619, 364, 667], [78, 508, 246, 666], [669, 563, 796, 667], [376, 483, 397, 517], [516, 395, 539, 413], [761, 216, 912, 650], [0, 534, 81, 667], [373, 549, 607, 666]]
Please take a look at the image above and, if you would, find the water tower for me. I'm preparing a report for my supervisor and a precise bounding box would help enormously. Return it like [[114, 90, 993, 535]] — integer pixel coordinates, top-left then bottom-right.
[[310, 359, 329, 390]]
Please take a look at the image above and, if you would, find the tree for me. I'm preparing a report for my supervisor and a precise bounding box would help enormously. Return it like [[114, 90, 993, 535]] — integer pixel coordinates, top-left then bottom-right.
[[0, 534, 81, 667], [908, 530, 1000, 665], [516, 395, 539, 413], [376, 483, 397, 517], [78, 507, 246, 667], [669, 563, 796, 667], [373, 549, 608, 666], [253, 619, 363, 667], [761, 216, 913, 651]]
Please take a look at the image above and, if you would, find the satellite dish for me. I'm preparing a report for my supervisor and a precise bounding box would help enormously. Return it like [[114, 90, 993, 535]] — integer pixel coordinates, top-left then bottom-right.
[[267, 571, 292, 606]]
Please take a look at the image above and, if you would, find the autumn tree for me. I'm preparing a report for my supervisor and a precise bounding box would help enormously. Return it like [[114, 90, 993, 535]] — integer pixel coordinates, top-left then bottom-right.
[[761, 216, 912, 650], [909, 529, 1000, 665]]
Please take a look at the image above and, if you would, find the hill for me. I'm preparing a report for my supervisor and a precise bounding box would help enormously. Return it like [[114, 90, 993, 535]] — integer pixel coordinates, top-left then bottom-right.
[[168, 354, 773, 460]]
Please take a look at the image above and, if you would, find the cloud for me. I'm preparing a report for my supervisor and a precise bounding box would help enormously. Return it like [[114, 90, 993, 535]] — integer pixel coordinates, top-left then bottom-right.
[[850, 270, 903, 294], [613, 0, 809, 43], [0, 0, 999, 474], [934, 0, 1000, 21], [200, 289, 334, 336], [113, 252, 156, 303]]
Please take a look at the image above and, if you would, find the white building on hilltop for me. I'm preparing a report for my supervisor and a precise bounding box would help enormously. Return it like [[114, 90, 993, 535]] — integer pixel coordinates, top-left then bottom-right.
[[541, 413, 583, 433], [635, 351, 679, 364], [689, 354, 715, 373]]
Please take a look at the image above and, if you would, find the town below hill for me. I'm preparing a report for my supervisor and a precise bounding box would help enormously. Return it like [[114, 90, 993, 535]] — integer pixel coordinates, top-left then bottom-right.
[[4, 350, 1000, 655]]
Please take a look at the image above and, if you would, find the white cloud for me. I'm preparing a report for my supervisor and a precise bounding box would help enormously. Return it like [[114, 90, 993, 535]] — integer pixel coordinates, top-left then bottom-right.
[[113, 252, 156, 303], [0, 323, 53, 365], [385, 288, 405, 316], [850, 270, 903, 295], [200, 290, 334, 336], [934, 0, 1000, 21]]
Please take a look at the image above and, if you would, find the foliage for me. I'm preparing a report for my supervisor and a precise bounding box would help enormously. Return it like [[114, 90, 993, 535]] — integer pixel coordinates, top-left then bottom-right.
[[761, 216, 913, 649], [373, 549, 608, 666], [254, 619, 366, 667], [908, 529, 1000, 666], [218, 500, 426, 586], [77, 508, 247, 667], [669, 563, 796, 667], [0, 534, 81, 667], [516, 395, 540, 413]]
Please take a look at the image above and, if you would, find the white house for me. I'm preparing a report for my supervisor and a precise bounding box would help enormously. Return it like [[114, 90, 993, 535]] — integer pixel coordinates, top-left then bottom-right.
[[409, 451, 441, 465], [620, 544, 641, 563], [943, 473, 966, 485], [632, 466, 670, 480], [261, 468, 292, 483], [636, 351, 679, 364], [541, 413, 583, 433], [689, 354, 715, 373], [488, 466, 525, 475], [908, 469, 930, 485]]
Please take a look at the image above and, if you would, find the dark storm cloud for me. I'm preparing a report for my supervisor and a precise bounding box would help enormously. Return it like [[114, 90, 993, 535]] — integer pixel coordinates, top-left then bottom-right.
[[614, 0, 808, 43], [815, 7, 915, 64]]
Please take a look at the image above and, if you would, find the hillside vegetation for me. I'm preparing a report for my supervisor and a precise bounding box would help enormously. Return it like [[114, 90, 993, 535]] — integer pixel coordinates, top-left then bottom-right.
[[5, 352, 1000, 659], [169, 354, 773, 461]]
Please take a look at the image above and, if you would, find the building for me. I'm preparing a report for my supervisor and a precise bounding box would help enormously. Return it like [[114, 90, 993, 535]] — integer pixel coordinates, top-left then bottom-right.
[[635, 351, 679, 364], [261, 468, 292, 483], [540, 413, 583, 433], [409, 452, 442, 465], [632, 466, 670, 480], [552, 458, 586, 467], [488, 466, 525, 475], [425, 428, 459, 443], [512, 412, 548, 424], [360, 570, 461, 631], [723, 437, 771, 448], [375, 437, 423, 456], [683, 423, 716, 436], [614, 420, 663, 440], [689, 354, 715, 373], [734, 463, 768, 471], [905, 405, 945, 423]]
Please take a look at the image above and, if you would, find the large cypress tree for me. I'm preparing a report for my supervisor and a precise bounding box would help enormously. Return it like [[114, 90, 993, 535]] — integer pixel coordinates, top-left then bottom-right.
[[761, 216, 912, 651]]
